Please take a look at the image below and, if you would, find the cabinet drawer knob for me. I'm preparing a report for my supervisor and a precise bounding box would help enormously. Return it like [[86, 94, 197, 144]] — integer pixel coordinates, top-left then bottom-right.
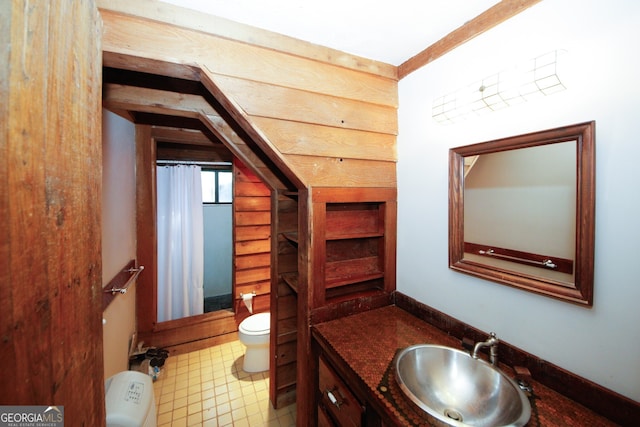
[[326, 389, 342, 409]]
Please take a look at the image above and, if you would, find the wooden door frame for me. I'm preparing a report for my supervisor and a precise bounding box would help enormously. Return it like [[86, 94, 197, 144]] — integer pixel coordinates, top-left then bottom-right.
[[135, 129, 239, 353]]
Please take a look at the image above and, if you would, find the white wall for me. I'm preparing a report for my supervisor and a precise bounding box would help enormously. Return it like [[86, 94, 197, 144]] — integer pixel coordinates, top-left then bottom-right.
[[398, 0, 640, 401], [102, 110, 137, 379]]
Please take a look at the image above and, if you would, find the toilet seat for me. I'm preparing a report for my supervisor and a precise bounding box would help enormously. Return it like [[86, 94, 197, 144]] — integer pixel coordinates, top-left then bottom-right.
[[239, 312, 270, 336]]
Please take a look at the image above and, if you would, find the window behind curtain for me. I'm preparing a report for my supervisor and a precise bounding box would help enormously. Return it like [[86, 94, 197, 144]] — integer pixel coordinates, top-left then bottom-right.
[[201, 169, 233, 204]]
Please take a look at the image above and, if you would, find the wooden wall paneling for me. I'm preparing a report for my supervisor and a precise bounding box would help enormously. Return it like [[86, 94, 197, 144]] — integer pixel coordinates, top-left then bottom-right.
[[251, 117, 397, 162], [201, 113, 286, 191], [235, 252, 271, 269], [235, 238, 271, 256], [97, 0, 396, 79], [312, 187, 397, 204], [235, 196, 271, 211], [235, 225, 271, 242], [233, 159, 272, 321], [286, 156, 397, 188], [213, 75, 397, 134], [235, 211, 271, 227], [236, 267, 271, 287], [199, 69, 304, 190], [1, 0, 105, 424], [100, 7, 398, 191], [99, 8, 397, 106]]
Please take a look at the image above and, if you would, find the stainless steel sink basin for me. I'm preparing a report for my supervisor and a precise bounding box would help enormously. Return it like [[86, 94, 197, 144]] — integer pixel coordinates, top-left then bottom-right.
[[395, 344, 531, 427]]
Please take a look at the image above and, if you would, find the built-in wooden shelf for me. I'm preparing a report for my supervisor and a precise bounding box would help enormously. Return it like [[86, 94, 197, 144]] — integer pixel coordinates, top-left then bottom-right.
[[281, 272, 299, 293], [325, 231, 383, 240], [282, 232, 299, 245], [326, 272, 385, 289]]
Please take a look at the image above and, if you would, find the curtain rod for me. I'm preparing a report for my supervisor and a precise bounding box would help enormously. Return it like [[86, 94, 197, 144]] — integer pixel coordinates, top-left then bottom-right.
[[156, 160, 232, 167]]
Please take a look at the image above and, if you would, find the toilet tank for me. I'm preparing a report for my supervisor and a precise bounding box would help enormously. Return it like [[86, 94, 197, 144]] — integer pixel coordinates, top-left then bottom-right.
[[105, 371, 157, 427]]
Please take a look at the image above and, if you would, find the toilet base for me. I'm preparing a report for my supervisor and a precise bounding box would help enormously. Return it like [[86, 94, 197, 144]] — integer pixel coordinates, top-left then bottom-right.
[[242, 345, 269, 373]]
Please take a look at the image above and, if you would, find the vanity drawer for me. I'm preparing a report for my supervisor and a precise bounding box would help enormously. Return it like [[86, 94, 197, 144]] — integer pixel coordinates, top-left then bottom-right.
[[318, 356, 363, 427]]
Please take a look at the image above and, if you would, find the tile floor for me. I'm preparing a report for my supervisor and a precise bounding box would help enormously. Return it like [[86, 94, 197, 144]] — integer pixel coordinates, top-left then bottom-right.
[[153, 340, 296, 426]]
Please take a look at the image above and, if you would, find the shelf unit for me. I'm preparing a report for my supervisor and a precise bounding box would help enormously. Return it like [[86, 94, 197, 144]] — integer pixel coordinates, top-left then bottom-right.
[[309, 187, 396, 308], [270, 189, 299, 408], [271, 186, 397, 418]]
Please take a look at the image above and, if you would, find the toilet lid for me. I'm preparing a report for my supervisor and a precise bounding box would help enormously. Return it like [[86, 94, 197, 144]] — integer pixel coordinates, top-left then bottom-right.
[[239, 312, 270, 335]]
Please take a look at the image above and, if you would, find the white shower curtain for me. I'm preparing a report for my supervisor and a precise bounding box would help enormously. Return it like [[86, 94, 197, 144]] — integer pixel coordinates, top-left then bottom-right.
[[156, 165, 204, 322]]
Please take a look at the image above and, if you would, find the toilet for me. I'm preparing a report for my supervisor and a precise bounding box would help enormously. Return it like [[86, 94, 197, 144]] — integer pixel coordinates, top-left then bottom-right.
[[238, 312, 271, 373]]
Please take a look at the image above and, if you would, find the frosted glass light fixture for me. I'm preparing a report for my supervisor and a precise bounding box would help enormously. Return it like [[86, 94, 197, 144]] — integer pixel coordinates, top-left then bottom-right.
[[433, 50, 567, 124]]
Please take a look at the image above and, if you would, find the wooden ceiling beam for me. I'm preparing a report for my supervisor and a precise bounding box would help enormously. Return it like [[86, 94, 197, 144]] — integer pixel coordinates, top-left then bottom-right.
[[103, 83, 211, 119], [103, 51, 201, 82], [199, 67, 304, 189], [151, 126, 215, 146], [398, 0, 543, 79], [102, 73, 291, 190], [156, 140, 233, 163]]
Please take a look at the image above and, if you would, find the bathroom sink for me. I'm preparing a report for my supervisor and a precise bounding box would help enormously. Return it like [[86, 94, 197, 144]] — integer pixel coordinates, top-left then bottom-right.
[[395, 344, 531, 427]]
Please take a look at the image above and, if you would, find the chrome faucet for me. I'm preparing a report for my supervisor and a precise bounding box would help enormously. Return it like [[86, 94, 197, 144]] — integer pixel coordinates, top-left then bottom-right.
[[472, 332, 499, 366]]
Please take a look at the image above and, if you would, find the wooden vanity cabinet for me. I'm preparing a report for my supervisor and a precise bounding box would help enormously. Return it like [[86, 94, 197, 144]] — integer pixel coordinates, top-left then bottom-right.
[[317, 354, 389, 427], [314, 351, 387, 427], [318, 356, 364, 426]]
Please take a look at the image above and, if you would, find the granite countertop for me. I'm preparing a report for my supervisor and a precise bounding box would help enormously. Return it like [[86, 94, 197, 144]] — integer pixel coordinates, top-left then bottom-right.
[[312, 305, 617, 427]]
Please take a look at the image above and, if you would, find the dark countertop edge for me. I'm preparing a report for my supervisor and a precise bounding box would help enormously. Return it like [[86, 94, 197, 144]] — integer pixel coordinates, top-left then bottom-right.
[[394, 292, 639, 426], [312, 295, 638, 426]]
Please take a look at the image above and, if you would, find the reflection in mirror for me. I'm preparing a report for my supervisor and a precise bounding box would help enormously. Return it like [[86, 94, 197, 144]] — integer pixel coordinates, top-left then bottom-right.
[[449, 122, 595, 306]]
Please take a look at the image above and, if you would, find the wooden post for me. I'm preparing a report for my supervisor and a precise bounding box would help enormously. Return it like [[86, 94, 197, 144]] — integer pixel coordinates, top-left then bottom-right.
[[0, 1, 105, 425]]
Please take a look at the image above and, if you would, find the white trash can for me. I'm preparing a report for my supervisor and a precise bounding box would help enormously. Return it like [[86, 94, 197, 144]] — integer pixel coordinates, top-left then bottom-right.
[[105, 371, 157, 427]]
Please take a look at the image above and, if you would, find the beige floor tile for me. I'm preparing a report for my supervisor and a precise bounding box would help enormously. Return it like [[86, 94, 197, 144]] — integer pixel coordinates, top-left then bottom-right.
[[173, 396, 188, 410], [157, 411, 173, 426], [202, 406, 217, 421], [215, 393, 229, 405], [247, 413, 264, 425], [216, 402, 231, 416], [202, 397, 216, 410], [153, 339, 297, 427], [158, 401, 173, 415], [233, 418, 251, 427], [217, 412, 233, 426], [187, 401, 201, 415], [186, 411, 202, 426], [172, 406, 187, 421], [202, 418, 218, 427]]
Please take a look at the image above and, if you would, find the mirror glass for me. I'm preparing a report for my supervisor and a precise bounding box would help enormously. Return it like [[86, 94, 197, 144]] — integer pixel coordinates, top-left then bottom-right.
[[449, 122, 595, 306]]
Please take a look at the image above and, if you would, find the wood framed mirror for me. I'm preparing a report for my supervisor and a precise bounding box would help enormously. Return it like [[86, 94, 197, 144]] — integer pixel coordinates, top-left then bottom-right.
[[449, 121, 595, 306]]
